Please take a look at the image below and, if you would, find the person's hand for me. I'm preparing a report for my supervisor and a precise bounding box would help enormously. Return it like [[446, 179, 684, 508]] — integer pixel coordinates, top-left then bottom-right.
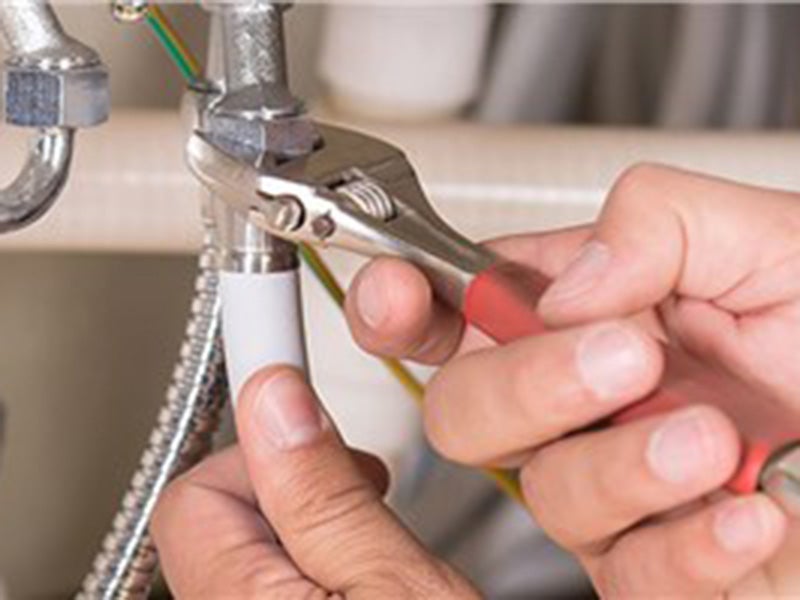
[[344, 164, 800, 597], [152, 366, 478, 599]]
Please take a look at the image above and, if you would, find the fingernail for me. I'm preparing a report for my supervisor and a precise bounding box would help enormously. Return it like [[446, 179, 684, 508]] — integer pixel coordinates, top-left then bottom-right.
[[577, 324, 646, 401], [356, 271, 388, 329], [255, 371, 324, 450], [540, 241, 611, 308], [646, 408, 715, 484], [714, 498, 777, 553]]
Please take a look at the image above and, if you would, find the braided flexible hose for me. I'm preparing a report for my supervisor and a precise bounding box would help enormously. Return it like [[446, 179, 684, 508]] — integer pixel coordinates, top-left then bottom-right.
[[77, 233, 228, 599]]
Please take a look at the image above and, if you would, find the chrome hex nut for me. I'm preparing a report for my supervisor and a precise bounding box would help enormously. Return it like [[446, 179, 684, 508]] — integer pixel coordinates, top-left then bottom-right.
[[3, 62, 110, 128]]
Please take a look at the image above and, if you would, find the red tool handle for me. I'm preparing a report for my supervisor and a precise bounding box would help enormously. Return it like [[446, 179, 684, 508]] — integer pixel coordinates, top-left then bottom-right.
[[462, 263, 797, 494]]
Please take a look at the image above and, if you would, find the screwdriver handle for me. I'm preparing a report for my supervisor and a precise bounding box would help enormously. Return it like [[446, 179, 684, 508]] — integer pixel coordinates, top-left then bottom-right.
[[462, 262, 796, 494]]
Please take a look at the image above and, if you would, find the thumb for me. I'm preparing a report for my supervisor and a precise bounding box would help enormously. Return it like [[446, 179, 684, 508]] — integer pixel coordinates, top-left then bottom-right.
[[235, 366, 476, 598], [537, 163, 800, 326]]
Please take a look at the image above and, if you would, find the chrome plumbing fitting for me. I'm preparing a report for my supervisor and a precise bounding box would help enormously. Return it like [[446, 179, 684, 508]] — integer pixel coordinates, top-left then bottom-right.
[[762, 444, 800, 517], [1, 4, 109, 128], [195, 0, 320, 273], [0, 0, 109, 234], [201, 0, 319, 164], [3, 44, 109, 128]]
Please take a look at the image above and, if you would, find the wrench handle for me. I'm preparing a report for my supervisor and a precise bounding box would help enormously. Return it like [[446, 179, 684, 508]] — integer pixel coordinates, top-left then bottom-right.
[[462, 263, 795, 494]]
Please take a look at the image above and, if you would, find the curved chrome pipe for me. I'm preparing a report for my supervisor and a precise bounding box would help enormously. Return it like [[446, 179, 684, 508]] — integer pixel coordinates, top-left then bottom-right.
[[0, 1, 101, 235], [0, 127, 73, 233]]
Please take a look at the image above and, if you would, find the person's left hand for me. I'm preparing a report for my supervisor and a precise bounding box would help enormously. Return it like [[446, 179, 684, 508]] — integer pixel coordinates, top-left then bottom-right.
[[151, 366, 478, 599]]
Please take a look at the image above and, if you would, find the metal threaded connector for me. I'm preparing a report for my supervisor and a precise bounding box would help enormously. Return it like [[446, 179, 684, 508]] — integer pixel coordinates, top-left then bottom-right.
[[761, 443, 800, 517]]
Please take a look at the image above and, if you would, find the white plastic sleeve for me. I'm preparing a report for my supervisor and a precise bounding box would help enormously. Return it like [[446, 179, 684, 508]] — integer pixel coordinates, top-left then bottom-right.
[[220, 269, 307, 404]]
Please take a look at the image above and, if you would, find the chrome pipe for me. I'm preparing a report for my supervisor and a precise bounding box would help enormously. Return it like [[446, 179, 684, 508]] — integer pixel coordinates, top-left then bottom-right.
[[0, 127, 72, 233], [0, 0, 67, 57], [0, 0, 107, 234], [220, 0, 289, 90], [0, 1, 74, 234]]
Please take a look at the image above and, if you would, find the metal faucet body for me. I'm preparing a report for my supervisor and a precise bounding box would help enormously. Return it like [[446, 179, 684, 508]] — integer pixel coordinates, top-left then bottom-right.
[[199, 0, 319, 275]]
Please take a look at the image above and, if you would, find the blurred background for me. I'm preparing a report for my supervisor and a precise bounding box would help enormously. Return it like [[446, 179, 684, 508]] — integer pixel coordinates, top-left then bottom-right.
[[1, 3, 800, 598]]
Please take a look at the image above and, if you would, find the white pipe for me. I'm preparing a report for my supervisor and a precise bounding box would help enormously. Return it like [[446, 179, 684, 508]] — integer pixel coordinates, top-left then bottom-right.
[[220, 269, 307, 402]]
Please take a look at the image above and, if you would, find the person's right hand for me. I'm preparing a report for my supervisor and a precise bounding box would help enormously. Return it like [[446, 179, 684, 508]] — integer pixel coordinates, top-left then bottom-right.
[[344, 164, 800, 597]]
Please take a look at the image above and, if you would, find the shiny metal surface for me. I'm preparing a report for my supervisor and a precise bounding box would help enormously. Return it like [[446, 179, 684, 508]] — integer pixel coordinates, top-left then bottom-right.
[[0, 125, 72, 234], [0, 0, 107, 233], [210, 195, 300, 272], [5, 62, 109, 128], [205, 1, 317, 161], [0, 1, 109, 128], [200, 0, 309, 275], [0, 1, 73, 59], [187, 125, 495, 306], [111, 0, 150, 23], [761, 444, 800, 517], [220, 0, 289, 90], [339, 178, 397, 221]]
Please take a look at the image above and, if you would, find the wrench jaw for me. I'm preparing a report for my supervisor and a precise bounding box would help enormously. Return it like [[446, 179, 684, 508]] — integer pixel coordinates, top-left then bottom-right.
[[187, 123, 498, 308]]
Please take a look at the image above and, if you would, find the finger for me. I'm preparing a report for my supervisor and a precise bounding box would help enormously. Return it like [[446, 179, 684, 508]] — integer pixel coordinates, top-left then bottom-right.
[[353, 449, 391, 497], [345, 257, 465, 364], [538, 164, 800, 325], [345, 229, 592, 364], [152, 446, 389, 597], [152, 447, 315, 598], [519, 405, 741, 550], [235, 366, 476, 598], [488, 226, 593, 277], [424, 319, 663, 465], [593, 494, 787, 597]]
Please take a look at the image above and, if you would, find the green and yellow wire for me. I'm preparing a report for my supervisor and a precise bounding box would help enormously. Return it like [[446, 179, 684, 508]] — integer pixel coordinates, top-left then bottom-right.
[[145, 4, 203, 85], [139, 4, 523, 505], [300, 245, 523, 504]]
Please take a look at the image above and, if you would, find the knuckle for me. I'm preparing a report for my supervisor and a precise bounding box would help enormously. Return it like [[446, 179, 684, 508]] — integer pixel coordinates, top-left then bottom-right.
[[407, 308, 460, 365], [589, 451, 638, 517], [507, 349, 567, 444], [665, 530, 725, 588], [151, 474, 195, 535], [412, 561, 478, 599], [422, 371, 461, 461], [243, 576, 327, 600], [608, 162, 669, 209], [508, 354, 548, 437], [520, 451, 580, 548], [593, 551, 637, 598], [358, 559, 477, 600], [286, 470, 380, 539]]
